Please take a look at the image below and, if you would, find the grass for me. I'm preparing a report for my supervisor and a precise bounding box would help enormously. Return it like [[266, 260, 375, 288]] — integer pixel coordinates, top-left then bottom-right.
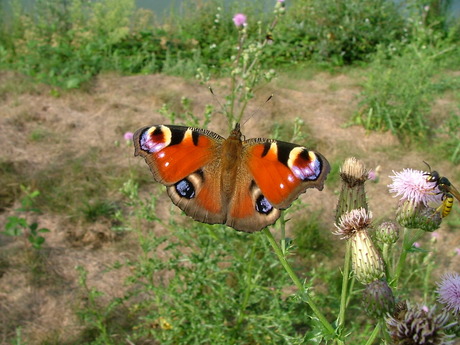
[[74, 185, 342, 344]]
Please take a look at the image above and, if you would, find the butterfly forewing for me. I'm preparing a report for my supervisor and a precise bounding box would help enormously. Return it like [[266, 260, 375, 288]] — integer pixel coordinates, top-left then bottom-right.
[[134, 125, 223, 184]]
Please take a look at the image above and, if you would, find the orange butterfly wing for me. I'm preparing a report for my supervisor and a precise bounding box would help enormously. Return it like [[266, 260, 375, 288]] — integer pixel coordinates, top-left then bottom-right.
[[245, 139, 330, 208], [134, 125, 227, 223], [224, 138, 330, 232]]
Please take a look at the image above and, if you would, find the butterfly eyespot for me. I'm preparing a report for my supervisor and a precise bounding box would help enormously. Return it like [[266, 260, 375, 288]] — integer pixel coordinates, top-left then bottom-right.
[[255, 195, 274, 215], [175, 179, 196, 199]]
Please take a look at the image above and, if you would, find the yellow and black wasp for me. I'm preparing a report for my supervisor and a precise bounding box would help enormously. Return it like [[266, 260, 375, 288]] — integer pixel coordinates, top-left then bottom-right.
[[423, 161, 460, 218]]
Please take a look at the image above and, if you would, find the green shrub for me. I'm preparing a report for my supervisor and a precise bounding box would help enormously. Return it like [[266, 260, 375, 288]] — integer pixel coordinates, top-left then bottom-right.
[[271, 0, 406, 65]]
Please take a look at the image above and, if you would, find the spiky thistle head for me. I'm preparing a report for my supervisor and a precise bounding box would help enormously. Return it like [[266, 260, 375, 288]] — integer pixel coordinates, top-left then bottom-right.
[[388, 168, 442, 231], [362, 279, 395, 318], [386, 302, 456, 345], [336, 157, 369, 222], [335, 208, 385, 284], [375, 221, 400, 245], [388, 168, 441, 206]]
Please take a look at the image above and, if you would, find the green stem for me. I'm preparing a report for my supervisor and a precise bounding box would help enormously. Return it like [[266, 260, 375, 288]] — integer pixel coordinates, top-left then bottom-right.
[[263, 228, 337, 340], [280, 213, 286, 255], [364, 322, 381, 345], [393, 227, 409, 285], [382, 243, 391, 278], [337, 241, 351, 332], [393, 228, 424, 285], [237, 239, 257, 325]]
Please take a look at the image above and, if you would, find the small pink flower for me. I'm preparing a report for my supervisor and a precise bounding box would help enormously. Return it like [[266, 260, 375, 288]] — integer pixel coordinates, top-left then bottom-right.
[[388, 168, 442, 206], [124, 132, 134, 141], [278, 0, 285, 2], [233, 13, 247, 27], [454, 248, 460, 256], [368, 170, 377, 181], [413, 242, 421, 248]]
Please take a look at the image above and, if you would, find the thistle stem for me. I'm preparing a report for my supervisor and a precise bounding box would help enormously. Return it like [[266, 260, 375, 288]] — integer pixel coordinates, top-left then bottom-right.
[[263, 228, 337, 340], [393, 227, 414, 285], [337, 240, 352, 331]]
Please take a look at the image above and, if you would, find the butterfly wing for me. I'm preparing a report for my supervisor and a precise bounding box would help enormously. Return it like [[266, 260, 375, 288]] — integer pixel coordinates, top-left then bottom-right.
[[224, 138, 330, 232], [133, 125, 227, 225], [247, 139, 330, 207]]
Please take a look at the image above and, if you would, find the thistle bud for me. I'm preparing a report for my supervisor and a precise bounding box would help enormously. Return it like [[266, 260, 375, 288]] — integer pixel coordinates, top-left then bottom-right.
[[375, 221, 399, 245], [362, 280, 395, 318], [351, 229, 386, 284], [335, 208, 385, 284], [336, 157, 369, 222], [395, 199, 441, 232]]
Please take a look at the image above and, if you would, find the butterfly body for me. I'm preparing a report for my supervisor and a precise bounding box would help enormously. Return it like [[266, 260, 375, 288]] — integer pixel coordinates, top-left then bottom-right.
[[134, 124, 330, 232]]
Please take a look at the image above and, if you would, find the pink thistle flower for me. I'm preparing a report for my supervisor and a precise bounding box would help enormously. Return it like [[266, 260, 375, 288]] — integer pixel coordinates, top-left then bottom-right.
[[124, 132, 134, 141], [388, 168, 442, 206], [413, 242, 421, 248], [454, 248, 460, 256], [368, 170, 377, 181], [437, 272, 460, 314], [233, 13, 247, 27]]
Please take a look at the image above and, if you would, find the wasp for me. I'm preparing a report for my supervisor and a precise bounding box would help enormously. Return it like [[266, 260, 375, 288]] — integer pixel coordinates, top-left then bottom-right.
[[423, 161, 460, 218]]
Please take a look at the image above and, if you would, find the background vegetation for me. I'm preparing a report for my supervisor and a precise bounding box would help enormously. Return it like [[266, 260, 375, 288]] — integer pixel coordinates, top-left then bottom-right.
[[1, 0, 460, 344]]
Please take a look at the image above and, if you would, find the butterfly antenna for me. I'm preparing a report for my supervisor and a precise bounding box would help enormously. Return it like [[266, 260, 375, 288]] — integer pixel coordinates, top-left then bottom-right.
[[242, 94, 274, 127], [208, 86, 227, 115]]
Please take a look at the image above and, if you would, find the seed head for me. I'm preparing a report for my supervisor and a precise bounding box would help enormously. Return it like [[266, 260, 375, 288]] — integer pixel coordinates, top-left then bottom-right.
[[386, 303, 456, 345]]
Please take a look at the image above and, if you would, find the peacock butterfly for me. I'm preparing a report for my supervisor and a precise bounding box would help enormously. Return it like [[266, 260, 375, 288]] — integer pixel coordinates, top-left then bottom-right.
[[133, 123, 330, 232]]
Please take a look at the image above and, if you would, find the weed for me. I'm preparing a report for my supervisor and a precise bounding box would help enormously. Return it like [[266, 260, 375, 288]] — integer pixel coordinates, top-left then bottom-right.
[[354, 46, 439, 141], [80, 200, 119, 222], [3, 186, 50, 250], [293, 213, 331, 256]]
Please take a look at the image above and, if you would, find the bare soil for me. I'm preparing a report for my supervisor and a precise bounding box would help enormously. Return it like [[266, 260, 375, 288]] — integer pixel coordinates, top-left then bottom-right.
[[0, 71, 459, 344]]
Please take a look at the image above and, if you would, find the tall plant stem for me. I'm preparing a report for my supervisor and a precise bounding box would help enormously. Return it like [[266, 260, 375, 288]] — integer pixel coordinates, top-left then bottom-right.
[[337, 240, 352, 332], [263, 228, 339, 342], [393, 228, 424, 285]]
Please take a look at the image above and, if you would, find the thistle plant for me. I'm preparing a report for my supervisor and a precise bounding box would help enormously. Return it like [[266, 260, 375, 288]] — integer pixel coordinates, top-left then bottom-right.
[[196, 0, 285, 129], [387, 168, 444, 285]]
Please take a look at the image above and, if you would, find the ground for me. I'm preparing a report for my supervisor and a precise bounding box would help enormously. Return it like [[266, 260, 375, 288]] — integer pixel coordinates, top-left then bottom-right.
[[0, 71, 458, 344]]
